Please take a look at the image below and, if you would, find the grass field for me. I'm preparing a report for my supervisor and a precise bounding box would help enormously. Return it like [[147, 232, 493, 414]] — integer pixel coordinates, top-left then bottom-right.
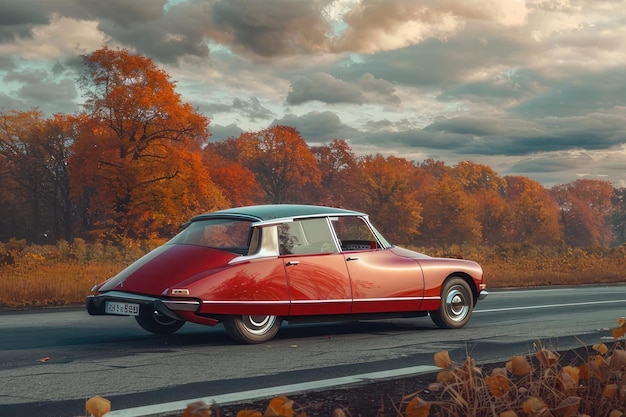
[[1, 239, 625, 308]]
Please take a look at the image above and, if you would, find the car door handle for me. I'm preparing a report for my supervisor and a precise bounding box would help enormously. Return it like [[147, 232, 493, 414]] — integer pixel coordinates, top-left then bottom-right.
[[346, 256, 359, 261], [286, 260, 300, 266]]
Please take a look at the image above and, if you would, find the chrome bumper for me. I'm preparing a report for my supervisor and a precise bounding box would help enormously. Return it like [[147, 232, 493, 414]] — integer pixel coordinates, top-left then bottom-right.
[[478, 290, 489, 301], [86, 291, 200, 320]]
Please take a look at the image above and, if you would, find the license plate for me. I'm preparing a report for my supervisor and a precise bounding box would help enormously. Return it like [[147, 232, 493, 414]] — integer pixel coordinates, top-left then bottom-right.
[[106, 301, 140, 316]]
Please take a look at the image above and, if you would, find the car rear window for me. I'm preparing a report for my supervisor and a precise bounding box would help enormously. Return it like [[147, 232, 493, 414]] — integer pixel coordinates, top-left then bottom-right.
[[168, 219, 252, 254]]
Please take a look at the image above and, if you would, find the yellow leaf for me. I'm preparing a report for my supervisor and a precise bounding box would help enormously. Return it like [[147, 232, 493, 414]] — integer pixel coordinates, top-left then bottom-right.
[[593, 343, 608, 355], [405, 396, 431, 417], [485, 374, 510, 398], [617, 317, 626, 327], [434, 351, 451, 369], [506, 356, 532, 376], [535, 349, 559, 368], [612, 327, 625, 339], [609, 410, 624, 417], [86, 396, 111, 417], [436, 370, 455, 385], [499, 411, 518, 417], [38, 357, 50, 362], [265, 396, 294, 417], [562, 366, 580, 386], [522, 397, 545, 414]]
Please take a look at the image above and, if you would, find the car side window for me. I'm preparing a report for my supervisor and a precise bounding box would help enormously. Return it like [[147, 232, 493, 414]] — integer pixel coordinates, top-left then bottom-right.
[[278, 218, 337, 255], [332, 216, 379, 251]]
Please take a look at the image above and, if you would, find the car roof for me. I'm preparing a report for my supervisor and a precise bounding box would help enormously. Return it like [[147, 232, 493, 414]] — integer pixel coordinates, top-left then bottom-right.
[[192, 204, 365, 222]]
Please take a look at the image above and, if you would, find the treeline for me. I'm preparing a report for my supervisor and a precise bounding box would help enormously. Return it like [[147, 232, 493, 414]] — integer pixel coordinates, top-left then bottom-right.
[[1, 46, 624, 249]]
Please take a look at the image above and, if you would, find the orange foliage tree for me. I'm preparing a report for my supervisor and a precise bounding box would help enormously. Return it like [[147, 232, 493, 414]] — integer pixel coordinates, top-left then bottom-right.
[[202, 148, 263, 207], [451, 161, 509, 246], [504, 176, 562, 246], [209, 126, 321, 204], [417, 173, 482, 246], [310, 139, 358, 207], [353, 154, 423, 244], [70, 47, 226, 240], [551, 179, 616, 247]]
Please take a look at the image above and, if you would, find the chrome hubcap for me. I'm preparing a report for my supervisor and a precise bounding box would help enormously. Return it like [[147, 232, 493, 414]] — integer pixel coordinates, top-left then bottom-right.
[[446, 288, 469, 322], [244, 315, 276, 335]]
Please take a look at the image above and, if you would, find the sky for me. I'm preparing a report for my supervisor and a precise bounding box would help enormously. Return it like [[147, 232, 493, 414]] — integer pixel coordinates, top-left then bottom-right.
[[0, 0, 625, 188]]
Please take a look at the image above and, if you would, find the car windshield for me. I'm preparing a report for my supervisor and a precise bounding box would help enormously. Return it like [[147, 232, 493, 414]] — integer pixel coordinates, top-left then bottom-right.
[[168, 218, 253, 254]]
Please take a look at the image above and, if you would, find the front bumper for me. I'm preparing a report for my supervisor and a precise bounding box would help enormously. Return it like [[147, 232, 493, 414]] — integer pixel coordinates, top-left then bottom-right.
[[478, 290, 489, 301], [86, 291, 200, 320]]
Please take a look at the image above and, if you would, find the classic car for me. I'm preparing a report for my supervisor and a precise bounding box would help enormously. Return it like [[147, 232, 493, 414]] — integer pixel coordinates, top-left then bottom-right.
[[86, 204, 488, 343]]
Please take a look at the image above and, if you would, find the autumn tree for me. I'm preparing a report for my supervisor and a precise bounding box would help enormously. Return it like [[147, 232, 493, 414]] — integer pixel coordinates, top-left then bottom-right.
[[202, 147, 263, 207], [0, 110, 78, 242], [209, 126, 321, 204], [450, 161, 509, 245], [611, 187, 626, 246], [71, 46, 226, 240], [416, 173, 482, 247], [310, 139, 358, 207], [504, 176, 562, 246], [551, 179, 615, 247], [353, 154, 422, 245]]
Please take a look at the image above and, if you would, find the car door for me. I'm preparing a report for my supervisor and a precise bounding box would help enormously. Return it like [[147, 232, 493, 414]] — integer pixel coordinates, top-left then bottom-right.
[[332, 216, 425, 314], [279, 218, 352, 316]]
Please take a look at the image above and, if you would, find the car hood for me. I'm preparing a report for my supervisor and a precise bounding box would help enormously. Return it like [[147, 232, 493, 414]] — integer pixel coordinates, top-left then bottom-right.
[[95, 244, 239, 295]]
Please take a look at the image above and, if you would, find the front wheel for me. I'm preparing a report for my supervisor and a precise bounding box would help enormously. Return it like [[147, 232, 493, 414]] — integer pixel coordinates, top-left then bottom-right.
[[430, 277, 473, 329], [223, 315, 282, 344], [135, 308, 185, 335]]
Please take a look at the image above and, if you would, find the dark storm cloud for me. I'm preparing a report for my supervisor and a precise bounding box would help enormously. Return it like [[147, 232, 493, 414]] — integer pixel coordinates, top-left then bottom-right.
[[199, 97, 274, 121], [232, 97, 275, 120], [272, 111, 359, 143], [93, 1, 209, 63], [512, 68, 626, 117], [0, 72, 77, 114], [287, 73, 365, 105], [360, 109, 626, 157], [75, 0, 165, 28], [286, 72, 400, 106], [0, 0, 50, 41], [208, 0, 332, 58]]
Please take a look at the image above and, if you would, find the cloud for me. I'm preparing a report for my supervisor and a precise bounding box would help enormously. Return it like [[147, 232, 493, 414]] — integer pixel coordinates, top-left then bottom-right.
[[287, 72, 365, 105], [272, 111, 360, 143], [209, 123, 244, 141], [207, 0, 332, 58]]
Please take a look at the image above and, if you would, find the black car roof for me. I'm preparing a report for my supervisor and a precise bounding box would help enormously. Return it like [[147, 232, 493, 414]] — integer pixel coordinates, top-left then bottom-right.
[[191, 204, 364, 222]]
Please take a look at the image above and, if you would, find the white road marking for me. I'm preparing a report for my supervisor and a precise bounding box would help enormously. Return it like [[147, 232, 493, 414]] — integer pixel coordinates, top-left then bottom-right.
[[105, 365, 440, 417], [475, 299, 626, 313]]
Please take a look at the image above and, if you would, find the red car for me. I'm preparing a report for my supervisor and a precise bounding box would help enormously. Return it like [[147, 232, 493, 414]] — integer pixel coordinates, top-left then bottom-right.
[[87, 204, 488, 343]]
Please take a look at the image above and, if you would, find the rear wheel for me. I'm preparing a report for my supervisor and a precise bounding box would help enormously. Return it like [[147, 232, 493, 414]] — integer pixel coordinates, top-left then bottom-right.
[[223, 315, 282, 344], [430, 277, 473, 329], [135, 308, 185, 335]]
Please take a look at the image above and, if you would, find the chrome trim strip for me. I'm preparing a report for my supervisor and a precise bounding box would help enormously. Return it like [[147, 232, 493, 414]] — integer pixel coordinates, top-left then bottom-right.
[[162, 300, 201, 311], [251, 212, 364, 228], [202, 300, 290, 305], [201, 297, 438, 305]]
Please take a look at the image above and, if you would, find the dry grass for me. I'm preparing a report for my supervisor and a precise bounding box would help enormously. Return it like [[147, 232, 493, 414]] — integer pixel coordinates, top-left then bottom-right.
[[1, 240, 625, 308]]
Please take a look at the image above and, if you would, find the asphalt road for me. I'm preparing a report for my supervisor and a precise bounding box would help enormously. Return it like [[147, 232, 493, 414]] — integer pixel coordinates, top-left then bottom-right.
[[1, 284, 625, 417]]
